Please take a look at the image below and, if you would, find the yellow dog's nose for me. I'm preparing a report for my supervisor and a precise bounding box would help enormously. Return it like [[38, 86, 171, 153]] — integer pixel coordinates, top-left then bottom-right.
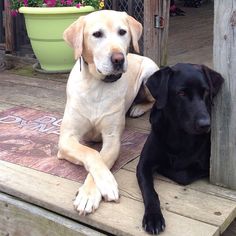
[[111, 52, 125, 70]]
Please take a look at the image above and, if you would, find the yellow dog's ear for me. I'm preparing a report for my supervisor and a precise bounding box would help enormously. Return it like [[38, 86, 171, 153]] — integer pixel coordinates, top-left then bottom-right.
[[126, 15, 143, 53], [63, 16, 85, 60]]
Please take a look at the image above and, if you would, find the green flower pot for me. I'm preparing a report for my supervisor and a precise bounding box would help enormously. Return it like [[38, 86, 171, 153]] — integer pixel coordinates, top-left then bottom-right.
[[19, 6, 94, 73]]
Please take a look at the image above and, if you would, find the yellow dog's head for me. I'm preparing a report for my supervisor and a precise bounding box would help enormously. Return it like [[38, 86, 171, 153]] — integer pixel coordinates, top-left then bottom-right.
[[63, 10, 142, 80]]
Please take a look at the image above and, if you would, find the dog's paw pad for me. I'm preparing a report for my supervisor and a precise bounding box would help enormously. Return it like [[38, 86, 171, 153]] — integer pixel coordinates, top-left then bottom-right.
[[73, 184, 102, 215], [129, 104, 146, 118]]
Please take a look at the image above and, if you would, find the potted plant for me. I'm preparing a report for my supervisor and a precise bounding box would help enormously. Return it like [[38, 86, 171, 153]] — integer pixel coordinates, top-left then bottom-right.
[[10, 0, 104, 73]]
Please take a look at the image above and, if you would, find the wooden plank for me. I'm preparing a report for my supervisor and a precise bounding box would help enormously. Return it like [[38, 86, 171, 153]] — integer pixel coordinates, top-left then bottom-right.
[[4, 0, 14, 52], [158, 0, 170, 66], [0, 102, 15, 112], [188, 180, 236, 202], [168, 45, 213, 67], [0, 72, 67, 89], [115, 169, 236, 233], [0, 160, 219, 236], [167, 1, 213, 66], [143, 0, 170, 66], [123, 156, 139, 172], [0, 192, 103, 236], [0, 73, 66, 113], [124, 158, 236, 203], [211, 0, 236, 189], [223, 220, 236, 236]]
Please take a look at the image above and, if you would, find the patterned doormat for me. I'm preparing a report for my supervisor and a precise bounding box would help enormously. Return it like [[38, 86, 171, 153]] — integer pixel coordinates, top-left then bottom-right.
[[0, 107, 148, 182]]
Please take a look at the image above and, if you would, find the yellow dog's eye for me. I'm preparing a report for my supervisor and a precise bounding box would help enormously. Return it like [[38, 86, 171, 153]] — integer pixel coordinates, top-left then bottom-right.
[[93, 31, 103, 38], [118, 29, 127, 36]]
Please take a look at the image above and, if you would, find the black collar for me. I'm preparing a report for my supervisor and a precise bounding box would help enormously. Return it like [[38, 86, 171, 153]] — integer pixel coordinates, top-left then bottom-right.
[[102, 73, 122, 83]]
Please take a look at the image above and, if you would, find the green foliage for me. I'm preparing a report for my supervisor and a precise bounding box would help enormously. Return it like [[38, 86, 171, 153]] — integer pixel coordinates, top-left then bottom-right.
[[83, 0, 100, 9], [10, 0, 103, 11]]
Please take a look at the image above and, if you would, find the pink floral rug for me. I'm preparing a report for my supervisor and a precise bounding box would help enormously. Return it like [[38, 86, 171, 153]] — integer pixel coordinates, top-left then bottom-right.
[[0, 107, 148, 182]]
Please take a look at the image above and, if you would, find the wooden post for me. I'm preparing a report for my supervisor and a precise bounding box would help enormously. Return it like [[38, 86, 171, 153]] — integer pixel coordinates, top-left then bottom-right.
[[4, 0, 14, 52], [211, 0, 236, 189], [143, 0, 170, 67], [0, 1, 4, 44]]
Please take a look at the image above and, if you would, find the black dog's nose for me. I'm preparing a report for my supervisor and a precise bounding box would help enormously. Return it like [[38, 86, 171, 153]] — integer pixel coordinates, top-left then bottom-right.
[[195, 118, 211, 133], [111, 52, 124, 70]]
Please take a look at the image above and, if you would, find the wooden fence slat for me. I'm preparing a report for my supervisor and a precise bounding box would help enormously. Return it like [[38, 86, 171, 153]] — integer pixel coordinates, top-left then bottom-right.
[[143, 0, 170, 66], [211, 0, 236, 189], [112, 0, 118, 10]]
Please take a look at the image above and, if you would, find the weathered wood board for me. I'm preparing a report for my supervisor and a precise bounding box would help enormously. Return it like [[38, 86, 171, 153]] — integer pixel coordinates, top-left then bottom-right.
[[168, 1, 213, 66], [211, 0, 236, 189], [143, 0, 170, 66], [116, 169, 236, 233], [0, 160, 220, 236], [0, 192, 104, 236]]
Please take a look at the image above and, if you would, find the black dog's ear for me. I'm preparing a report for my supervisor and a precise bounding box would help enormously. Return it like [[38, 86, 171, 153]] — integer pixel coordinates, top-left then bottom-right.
[[146, 67, 172, 109], [201, 65, 224, 97]]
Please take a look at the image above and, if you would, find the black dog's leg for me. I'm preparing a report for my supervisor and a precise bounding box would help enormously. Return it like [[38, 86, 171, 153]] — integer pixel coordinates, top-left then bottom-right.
[[137, 133, 165, 234]]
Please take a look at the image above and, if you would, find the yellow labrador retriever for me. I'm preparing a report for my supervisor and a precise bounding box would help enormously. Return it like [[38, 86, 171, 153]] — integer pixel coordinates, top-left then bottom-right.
[[58, 10, 159, 215]]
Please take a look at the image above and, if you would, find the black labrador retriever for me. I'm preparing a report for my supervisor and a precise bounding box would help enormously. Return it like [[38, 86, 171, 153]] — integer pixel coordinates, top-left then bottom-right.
[[136, 63, 224, 235]]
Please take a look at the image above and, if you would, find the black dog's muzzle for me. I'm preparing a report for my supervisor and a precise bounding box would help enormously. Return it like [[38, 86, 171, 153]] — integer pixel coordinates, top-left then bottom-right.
[[102, 73, 122, 83]]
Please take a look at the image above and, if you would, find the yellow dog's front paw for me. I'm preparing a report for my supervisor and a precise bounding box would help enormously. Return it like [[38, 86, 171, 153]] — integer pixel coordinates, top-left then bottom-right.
[[93, 169, 120, 202], [73, 184, 102, 215]]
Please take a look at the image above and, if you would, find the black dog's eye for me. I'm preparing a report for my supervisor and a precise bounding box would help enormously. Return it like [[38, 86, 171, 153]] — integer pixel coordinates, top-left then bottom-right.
[[177, 90, 186, 96], [93, 31, 103, 38], [118, 29, 127, 36], [203, 90, 209, 99]]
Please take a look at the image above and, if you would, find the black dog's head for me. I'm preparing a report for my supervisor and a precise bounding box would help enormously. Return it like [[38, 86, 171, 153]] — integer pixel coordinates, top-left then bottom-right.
[[146, 63, 224, 135]]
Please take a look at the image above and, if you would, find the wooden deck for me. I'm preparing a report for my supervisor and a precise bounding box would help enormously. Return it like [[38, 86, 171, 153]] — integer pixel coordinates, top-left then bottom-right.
[[168, 0, 213, 67], [0, 70, 236, 236], [1, 1, 236, 236], [0, 71, 234, 236]]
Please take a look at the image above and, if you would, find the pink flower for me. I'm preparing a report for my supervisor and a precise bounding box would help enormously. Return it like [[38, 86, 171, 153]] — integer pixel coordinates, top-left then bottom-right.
[[61, 0, 66, 4], [11, 10, 18, 16], [66, 0, 73, 5], [23, 0, 28, 6], [76, 3, 81, 8], [44, 0, 57, 7]]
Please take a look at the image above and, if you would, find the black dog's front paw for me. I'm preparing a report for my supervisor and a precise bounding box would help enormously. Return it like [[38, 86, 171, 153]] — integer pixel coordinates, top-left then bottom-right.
[[142, 210, 165, 235]]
